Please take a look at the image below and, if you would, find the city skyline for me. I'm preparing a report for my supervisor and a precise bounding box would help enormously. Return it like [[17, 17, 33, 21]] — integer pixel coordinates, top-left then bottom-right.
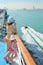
[[0, 0, 43, 10]]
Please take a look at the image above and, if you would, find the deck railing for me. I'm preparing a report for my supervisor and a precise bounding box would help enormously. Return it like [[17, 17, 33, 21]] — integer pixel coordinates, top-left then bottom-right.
[[14, 34, 36, 65]]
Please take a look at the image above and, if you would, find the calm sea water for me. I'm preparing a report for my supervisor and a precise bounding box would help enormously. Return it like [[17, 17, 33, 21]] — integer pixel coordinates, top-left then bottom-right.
[[7, 10, 43, 37]]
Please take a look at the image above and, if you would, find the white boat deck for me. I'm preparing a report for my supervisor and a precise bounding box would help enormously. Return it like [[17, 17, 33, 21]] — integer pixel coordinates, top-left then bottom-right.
[[21, 26, 43, 50]]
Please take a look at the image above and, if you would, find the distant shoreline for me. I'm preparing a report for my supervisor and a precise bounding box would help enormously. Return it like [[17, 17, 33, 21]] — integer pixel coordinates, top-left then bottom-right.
[[0, 8, 43, 11], [7, 8, 43, 11]]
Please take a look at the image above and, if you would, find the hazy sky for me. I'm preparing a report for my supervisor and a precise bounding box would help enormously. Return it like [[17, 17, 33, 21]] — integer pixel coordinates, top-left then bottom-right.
[[0, 0, 43, 9]]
